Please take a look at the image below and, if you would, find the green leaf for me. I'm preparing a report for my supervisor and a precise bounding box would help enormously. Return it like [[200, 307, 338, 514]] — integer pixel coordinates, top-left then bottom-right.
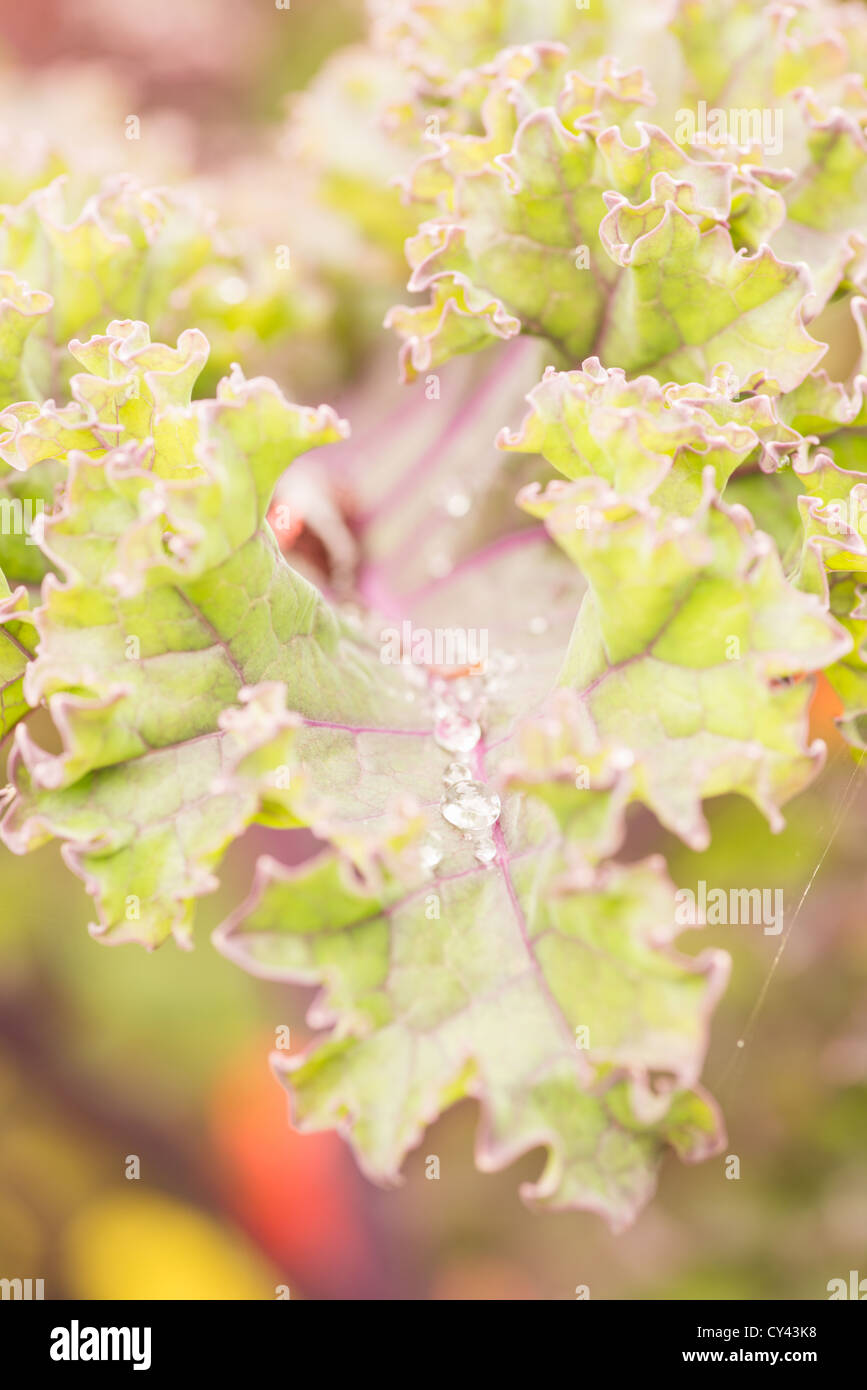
[[0, 179, 215, 404], [0, 322, 390, 944], [387, 51, 825, 388], [521, 476, 849, 847], [216, 803, 727, 1228], [0, 572, 36, 740], [499, 359, 802, 513]]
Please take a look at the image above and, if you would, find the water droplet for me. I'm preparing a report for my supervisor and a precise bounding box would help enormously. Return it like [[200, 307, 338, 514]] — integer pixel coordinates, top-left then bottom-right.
[[434, 711, 481, 754], [528, 615, 549, 635], [484, 650, 519, 688], [451, 676, 476, 703], [340, 603, 364, 629], [403, 663, 427, 689], [610, 746, 635, 770], [441, 780, 501, 833], [443, 760, 473, 785], [474, 836, 497, 864], [419, 837, 443, 873], [445, 491, 471, 517], [428, 551, 452, 578], [218, 275, 248, 305]]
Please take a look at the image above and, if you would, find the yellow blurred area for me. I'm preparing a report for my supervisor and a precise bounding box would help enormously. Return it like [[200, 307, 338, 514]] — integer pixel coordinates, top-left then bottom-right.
[[61, 1190, 283, 1301]]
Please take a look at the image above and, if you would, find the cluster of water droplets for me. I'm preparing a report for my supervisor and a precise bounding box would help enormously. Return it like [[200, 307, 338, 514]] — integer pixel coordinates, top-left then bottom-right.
[[440, 761, 499, 866], [369, 486, 539, 875], [413, 655, 525, 874], [438, 753, 500, 867]]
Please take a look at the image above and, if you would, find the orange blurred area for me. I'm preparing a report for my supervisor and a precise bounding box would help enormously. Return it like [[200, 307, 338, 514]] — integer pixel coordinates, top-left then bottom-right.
[[209, 1041, 383, 1299], [810, 672, 846, 749]]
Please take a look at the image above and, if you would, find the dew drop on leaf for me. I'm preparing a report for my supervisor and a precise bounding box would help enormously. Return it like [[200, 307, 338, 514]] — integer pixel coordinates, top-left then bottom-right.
[[428, 552, 452, 577], [474, 836, 497, 864], [441, 780, 501, 833], [419, 838, 443, 873], [445, 491, 471, 517], [218, 275, 248, 304], [434, 712, 481, 754]]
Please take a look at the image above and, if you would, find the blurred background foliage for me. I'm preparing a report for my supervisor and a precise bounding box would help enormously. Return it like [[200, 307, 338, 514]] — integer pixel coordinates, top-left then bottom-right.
[[0, 0, 865, 1301]]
